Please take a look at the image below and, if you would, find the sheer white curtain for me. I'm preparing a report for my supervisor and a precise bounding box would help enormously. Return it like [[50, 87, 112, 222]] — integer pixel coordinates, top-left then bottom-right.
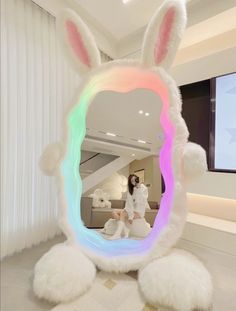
[[1, 0, 79, 258]]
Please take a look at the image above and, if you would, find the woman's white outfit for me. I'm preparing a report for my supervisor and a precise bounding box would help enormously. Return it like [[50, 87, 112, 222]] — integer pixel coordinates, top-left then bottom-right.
[[124, 184, 149, 220], [109, 184, 149, 240]]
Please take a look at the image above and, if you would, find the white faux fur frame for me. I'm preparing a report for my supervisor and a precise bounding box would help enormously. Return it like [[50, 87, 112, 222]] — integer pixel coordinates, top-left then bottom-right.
[[57, 61, 189, 272], [39, 0, 207, 273]]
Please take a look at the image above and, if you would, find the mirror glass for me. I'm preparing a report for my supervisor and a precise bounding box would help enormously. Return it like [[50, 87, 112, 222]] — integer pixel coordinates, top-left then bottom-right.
[[80, 89, 164, 240]]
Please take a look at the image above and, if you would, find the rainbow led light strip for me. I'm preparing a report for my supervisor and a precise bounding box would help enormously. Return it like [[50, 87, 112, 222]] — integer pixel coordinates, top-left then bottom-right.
[[61, 66, 175, 257]]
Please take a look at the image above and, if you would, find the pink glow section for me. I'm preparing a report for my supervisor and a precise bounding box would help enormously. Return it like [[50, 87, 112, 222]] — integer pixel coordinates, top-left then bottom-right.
[[154, 7, 175, 64], [66, 20, 91, 67]]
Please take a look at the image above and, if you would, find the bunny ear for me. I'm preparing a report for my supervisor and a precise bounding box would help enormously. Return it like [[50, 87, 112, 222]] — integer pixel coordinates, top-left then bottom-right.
[[141, 0, 186, 70], [57, 9, 101, 73]]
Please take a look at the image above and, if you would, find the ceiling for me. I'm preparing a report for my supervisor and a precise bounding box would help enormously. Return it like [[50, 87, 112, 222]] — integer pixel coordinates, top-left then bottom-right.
[[85, 89, 163, 156], [33, 0, 236, 159], [179, 6, 236, 49], [33, 0, 236, 59], [73, 0, 166, 41]]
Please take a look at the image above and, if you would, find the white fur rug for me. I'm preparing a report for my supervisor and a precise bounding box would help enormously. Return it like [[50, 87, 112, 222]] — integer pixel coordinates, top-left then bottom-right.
[[101, 218, 151, 239], [33, 244, 96, 303], [139, 249, 213, 311], [97, 228, 144, 240]]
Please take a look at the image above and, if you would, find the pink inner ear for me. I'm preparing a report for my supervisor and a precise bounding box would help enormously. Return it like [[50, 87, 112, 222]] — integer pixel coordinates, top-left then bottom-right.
[[66, 20, 91, 68], [154, 7, 175, 65]]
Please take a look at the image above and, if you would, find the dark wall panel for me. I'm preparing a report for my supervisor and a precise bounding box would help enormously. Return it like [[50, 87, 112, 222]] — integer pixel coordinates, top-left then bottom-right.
[[180, 80, 211, 167]]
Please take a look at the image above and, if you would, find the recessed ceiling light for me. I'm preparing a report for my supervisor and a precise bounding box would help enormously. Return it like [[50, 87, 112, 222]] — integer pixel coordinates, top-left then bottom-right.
[[145, 112, 149, 116], [138, 139, 146, 144], [106, 132, 116, 137], [122, 0, 133, 4], [139, 110, 143, 114]]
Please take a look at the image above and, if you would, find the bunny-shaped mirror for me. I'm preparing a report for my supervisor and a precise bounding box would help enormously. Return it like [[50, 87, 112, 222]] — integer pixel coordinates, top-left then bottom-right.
[[56, 0, 188, 268], [38, 0, 207, 272]]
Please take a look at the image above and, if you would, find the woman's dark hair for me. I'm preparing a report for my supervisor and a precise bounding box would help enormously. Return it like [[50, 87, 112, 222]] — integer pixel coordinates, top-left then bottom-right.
[[128, 174, 138, 195]]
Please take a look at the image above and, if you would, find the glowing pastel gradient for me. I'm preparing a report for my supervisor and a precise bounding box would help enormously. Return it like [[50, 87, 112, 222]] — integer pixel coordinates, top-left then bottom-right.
[[61, 66, 175, 257]]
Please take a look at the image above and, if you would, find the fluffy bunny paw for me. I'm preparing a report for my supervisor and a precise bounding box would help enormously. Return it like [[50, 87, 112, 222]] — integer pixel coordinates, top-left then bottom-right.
[[182, 142, 207, 181]]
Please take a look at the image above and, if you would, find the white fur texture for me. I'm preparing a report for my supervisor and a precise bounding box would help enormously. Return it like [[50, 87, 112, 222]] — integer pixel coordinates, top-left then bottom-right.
[[142, 0, 187, 70], [39, 142, 63, 176], [57, 9, 101, 74], [89, 188, 111, 208], [138, 249, 213, 311], [33, 244, 96, 303], [183, 142, 207, 181], [103, 218, 151, 238]]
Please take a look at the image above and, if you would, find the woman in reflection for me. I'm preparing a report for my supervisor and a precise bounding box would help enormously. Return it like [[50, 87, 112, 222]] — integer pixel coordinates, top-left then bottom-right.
[[109, 174, 149, 240]]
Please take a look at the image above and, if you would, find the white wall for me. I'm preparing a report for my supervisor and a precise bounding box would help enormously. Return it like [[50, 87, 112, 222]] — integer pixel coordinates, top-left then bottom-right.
[[1, 0, 79, 258], [83, 165, 130, 199], [187, 172, 236, 200], [186, 172, 236, 221], [187, 193, 236, 222]]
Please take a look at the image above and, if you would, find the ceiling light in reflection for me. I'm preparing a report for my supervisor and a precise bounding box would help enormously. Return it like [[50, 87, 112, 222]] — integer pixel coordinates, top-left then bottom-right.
[[122, 0, 133, 4]]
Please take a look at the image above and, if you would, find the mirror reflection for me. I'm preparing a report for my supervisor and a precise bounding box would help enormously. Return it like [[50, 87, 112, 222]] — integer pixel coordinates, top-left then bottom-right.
[[80, 89, 164, 240]]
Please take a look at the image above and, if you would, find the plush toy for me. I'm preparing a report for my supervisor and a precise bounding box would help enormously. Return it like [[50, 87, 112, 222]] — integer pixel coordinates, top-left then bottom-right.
[[34, 1, 212, 310], [89, 189, 111, 209], [100, 172, 128, 200]]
